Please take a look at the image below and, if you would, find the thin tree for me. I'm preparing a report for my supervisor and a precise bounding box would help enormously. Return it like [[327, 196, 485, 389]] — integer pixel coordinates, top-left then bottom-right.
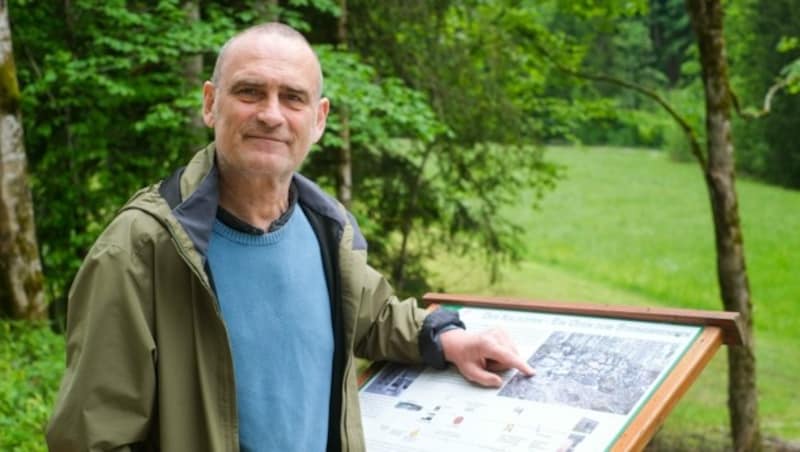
[[183, 1, 206, 146], [685, 3, 760, 449], [0, 0, 45, 320], [334, 0, 352, 209]]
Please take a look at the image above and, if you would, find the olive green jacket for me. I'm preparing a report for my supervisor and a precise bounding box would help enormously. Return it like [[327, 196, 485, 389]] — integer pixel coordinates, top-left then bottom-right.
[[46, 145, 443, 451]]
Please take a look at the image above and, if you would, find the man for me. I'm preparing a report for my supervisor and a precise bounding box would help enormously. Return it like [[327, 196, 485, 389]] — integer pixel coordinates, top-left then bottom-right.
[[46, 22, 533, 451]]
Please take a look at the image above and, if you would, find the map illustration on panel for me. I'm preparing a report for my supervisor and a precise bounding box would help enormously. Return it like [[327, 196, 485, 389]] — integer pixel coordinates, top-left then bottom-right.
[[364, 363, 424, 397], [498, 332, 679, 414]]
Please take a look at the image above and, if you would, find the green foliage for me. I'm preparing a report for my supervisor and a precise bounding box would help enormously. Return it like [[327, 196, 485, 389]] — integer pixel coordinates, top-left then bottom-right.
[[305, 46, 454, 289], [728, 0, 800, 188], [315, 46, 447, 150], [11, 0, 567, 304], [548, 0, 695, 147], [343, 1, 571, 291], [777, 37, 800, 94], [10, 0, 341, 310], [11, 0, 239, 309], [313, 40, 562, 292], [776, 36, 799, 53], [0, 321, 64, 451], [661, 82, 706, 161], [9, 0, 792, 328], [552, 0, 648, 19], [647, 0, 694, 87]]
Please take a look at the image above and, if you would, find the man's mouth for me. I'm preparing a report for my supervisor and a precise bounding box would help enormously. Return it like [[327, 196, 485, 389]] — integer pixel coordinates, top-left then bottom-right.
[[245, 134, 286, 143]]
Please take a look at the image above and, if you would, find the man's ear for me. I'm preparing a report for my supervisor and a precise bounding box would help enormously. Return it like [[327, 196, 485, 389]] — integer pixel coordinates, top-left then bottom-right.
[[312, 97, 330, 143], [202, 81, 216, 127]]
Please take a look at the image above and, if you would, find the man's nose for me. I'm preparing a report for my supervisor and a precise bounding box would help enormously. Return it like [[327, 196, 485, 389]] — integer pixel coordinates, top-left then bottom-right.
[[256, 95, 284, 127]]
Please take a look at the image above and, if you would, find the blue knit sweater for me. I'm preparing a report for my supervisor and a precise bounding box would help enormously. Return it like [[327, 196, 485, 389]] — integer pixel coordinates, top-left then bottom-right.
[[207, 207, 333, 452]]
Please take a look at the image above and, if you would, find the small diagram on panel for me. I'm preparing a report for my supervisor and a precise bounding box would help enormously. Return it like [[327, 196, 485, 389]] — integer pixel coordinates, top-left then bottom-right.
[[364, 363, 424, 397], [572, 417, 598, 434]]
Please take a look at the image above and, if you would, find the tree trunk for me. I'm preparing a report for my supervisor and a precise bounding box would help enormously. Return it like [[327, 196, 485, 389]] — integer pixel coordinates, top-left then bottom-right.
[[685, 1, 761, 450], [335, 0, 352, 209], [391, 144, 435, 293], [0, 1, 46, 320], [182, 1, 205, 147], [255, 0, 280, 22]]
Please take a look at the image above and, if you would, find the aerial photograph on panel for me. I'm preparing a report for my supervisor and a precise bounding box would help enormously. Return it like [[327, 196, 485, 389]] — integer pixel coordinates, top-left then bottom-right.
[[498, 332, 679, 414]]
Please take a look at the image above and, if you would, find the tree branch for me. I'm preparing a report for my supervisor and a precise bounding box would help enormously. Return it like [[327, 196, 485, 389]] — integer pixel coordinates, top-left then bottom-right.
[[730, 74, 798, 120], [531, 41, 708, 169], [22, 44, 57, 106]]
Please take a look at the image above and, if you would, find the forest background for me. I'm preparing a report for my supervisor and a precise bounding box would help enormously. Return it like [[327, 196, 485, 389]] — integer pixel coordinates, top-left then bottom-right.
[[1, 0, 798, 450]]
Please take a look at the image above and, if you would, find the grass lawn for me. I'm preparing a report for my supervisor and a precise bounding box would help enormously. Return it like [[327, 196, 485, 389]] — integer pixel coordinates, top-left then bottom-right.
[[428, 146, 800, 443]]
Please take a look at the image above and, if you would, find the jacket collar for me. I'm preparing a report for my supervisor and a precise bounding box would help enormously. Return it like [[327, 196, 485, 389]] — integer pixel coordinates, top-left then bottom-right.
[[165, 143, 363, 259]]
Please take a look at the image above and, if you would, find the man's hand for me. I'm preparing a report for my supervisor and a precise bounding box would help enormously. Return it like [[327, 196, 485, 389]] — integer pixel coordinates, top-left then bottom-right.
[[439, 328, 535, 387]]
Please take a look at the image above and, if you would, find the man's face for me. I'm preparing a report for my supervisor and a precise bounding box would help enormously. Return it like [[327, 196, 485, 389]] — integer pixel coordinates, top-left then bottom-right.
[[203, 32, 329, 181]]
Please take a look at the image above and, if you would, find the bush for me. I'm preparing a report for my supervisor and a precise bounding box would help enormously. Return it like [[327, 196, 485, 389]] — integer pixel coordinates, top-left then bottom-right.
[[0, 321, 64, 451]]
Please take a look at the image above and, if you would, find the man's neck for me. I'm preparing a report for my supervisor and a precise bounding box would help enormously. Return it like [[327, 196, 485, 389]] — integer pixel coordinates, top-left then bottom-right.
[[218, 171, 291, 231]]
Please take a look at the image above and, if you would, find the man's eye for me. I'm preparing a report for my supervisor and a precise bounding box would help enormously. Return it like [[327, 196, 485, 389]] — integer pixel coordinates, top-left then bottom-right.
[[284, 93, 305, 104], [236, 88, 261, 98]]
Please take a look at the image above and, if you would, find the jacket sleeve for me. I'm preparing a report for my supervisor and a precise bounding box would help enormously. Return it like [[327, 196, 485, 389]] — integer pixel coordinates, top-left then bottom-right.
[[46, 227, 157, 451], [352, 264, 428, 363], [351, 264, 464, 367]]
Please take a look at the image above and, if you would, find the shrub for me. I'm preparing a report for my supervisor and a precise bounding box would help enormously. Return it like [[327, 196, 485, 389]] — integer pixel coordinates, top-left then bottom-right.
[[0, 321, 64, 451]]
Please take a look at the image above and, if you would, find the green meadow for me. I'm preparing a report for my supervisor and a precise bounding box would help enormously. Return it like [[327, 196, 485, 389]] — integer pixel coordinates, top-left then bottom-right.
[[429, 146, 800, 443]]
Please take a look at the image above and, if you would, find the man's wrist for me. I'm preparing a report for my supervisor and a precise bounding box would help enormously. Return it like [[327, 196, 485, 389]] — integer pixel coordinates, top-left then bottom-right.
[[419, 308, 466, 369]]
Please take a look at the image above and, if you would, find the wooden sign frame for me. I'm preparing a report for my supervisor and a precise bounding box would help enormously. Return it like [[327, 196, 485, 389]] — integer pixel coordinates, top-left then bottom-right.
[[416, 293, 742, 452]]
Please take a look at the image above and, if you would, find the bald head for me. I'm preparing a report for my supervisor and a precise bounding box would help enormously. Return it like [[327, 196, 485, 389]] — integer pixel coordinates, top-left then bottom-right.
[[211, 22, 324, 98]]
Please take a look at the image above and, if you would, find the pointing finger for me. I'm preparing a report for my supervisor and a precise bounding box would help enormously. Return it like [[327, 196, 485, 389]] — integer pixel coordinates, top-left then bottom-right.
[[482, 340, 535, 376]]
